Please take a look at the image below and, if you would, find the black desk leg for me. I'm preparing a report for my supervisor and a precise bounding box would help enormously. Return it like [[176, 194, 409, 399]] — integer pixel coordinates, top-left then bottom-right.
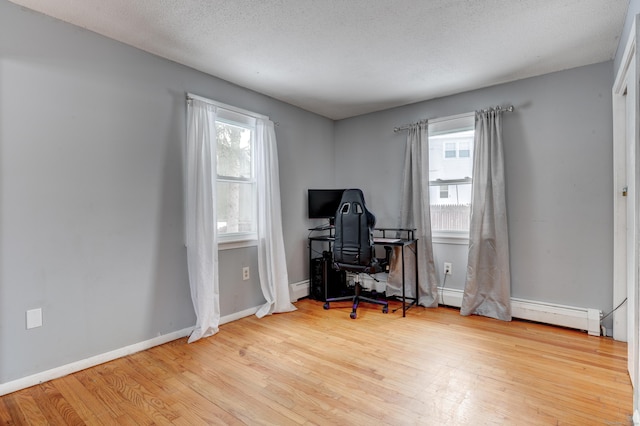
[[401, 245, 406, 317], [402, 240, 419, 316], [415, 241, 419, 308]]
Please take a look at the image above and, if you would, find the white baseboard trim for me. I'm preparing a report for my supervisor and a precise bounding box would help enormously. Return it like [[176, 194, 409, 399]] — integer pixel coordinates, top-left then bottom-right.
[[290, 279, 310, 302], [0, 326, 192, 397], [0, 305, 262, 397], [220, 305, 260, 324], [438, 287, 602, 336], [2, 288, 602, 397]]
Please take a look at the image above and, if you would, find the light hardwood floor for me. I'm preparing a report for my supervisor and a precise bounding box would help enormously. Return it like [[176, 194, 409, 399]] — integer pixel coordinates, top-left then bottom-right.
[[0, 298, 633, 425]]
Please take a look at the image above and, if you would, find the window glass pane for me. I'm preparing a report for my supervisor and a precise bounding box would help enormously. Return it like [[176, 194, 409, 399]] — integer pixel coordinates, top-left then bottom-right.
[[459, 141, 470, 158], [430, 131, 474, 183], [206, 103, 260, 245], [444, 142, 457, 158], [216, 122, 252, 179], [430, 197, 471, 232], [216, 181, 256, 234], [429, 121, 474, 233]]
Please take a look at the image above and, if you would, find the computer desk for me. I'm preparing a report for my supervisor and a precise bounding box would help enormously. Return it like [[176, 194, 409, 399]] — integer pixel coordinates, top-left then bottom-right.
[[373, 228, 419, 317], [308, 227, 419, 317]]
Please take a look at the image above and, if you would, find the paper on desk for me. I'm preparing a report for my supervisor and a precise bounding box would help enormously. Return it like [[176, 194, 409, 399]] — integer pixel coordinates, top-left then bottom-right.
[[386, 244, 417, 299]]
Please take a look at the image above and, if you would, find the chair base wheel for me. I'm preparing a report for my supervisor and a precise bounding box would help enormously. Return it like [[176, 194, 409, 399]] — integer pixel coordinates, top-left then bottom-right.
[[323, 302, 330, 310], [350, 312, 357, 319]]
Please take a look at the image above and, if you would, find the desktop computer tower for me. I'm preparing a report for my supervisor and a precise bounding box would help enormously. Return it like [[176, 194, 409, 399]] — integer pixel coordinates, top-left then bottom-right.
[[310, 252, 349, 301]]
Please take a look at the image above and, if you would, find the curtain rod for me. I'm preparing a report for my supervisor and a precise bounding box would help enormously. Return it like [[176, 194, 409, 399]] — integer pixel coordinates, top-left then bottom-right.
[[393, 105, 514, 133], [186, 93, 278, 125]]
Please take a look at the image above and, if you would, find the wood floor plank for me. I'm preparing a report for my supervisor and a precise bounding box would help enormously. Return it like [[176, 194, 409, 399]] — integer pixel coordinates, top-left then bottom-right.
[[95, 361, 177, 425], [0, 399, 13, 425], [73, 367, 129, 420], [5, 391, 46, 425], [163, 377, 244, 425], [52, 375, 104, 424], [28, 383, 81, 425], [0, 299, 633, 425]]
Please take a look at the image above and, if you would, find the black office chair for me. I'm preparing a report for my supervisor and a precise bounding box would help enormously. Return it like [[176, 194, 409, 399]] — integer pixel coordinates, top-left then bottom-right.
[[323, 189, 389, 319]]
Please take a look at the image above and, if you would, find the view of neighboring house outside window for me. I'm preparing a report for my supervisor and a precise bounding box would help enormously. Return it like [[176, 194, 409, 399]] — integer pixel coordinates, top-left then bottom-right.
[[428, 113, 475, 236]]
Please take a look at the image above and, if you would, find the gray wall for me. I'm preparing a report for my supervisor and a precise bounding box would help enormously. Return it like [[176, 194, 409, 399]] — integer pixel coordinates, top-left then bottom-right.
[[0, 1, 333, 383], [334, 62, 614, 322], [0, 0, 621, 385]]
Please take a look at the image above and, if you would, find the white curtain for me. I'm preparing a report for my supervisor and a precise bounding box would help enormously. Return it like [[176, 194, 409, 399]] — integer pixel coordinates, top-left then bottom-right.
[[461, 109, 511, 321], [255, 119, 297, 317], [388, 122, 439, 307], [185, 98, 220, 342]]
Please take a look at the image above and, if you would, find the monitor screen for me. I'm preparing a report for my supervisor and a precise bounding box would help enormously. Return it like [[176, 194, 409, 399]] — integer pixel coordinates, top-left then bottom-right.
[[308, 189, 345, 219]]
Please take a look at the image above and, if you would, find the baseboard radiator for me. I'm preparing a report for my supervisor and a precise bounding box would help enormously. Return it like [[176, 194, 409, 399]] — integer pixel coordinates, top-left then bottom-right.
[[290, 280, 312, 302], [290, 280, 601, 337], [438, 287, 601, 337]]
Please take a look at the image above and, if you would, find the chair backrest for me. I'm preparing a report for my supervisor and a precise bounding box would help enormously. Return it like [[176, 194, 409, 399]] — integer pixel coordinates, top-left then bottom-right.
[[333, 189, 376, 269]]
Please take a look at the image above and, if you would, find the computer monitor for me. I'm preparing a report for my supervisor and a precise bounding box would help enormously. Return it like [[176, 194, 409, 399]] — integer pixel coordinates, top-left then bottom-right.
[[307, 189, 345, 220]]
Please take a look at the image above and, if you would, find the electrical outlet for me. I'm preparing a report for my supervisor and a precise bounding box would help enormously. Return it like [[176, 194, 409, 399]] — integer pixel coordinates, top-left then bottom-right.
[[242, 266, 250, 281], [26, 308, 43, 329], [444, 262, 452, 275]]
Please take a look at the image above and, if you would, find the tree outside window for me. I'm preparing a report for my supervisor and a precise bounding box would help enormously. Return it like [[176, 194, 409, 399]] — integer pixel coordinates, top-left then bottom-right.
[[216, 119, 256, 240]]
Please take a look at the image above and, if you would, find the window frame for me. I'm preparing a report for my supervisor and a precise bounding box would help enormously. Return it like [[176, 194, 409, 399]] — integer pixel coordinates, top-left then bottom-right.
[[458, 141, 471, 158], [444, 142, 457, 158], [428, 112, 475, 243], [215, 118, 257, 248], [209, 101, 268, 249], [439, 184, 449, 199]]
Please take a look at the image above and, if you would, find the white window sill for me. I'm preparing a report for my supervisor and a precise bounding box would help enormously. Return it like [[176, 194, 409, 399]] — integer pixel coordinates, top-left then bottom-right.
[[218, 237, 257, 250], [432, 232, 469, 245]]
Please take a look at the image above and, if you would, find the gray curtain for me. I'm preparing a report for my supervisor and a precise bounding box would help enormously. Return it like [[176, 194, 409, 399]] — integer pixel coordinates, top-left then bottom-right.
[[461, 109, 511, 321], [388, 122, 439, 307]]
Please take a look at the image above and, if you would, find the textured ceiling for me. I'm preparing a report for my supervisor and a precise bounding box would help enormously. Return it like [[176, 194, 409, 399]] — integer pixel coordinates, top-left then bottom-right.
[[9, 0, 629, 119]]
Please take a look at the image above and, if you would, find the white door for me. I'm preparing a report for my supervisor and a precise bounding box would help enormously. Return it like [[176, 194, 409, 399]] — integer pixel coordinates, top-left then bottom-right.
[[612, 16, 640, 419], [626, 80, 636, 386]]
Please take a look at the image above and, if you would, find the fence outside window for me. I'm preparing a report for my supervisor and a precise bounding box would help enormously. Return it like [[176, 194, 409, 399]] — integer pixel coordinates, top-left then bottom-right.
[[431, 204, 470, 232]]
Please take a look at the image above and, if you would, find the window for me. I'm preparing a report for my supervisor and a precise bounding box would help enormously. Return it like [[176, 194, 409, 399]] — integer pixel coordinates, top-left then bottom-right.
[[215, 108, 258, 244], [428, 113, 475, 235], [443, 140, 470, 158], [444, 142, 457, 158], [439, 185, 449, 199], [458, 141, 470, 158]]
